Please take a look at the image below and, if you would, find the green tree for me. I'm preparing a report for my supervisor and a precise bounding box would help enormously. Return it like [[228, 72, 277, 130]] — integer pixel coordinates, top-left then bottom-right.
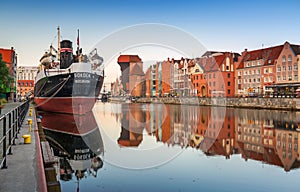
[[0, 54, 12, 94]]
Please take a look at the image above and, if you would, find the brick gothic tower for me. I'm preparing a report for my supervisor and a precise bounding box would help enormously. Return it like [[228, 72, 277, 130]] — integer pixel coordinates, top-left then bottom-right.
[[117, 55, 145, 96]]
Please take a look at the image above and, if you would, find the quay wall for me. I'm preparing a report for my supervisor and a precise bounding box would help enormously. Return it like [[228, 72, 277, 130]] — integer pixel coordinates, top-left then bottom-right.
[[132, 97, 300, 111]]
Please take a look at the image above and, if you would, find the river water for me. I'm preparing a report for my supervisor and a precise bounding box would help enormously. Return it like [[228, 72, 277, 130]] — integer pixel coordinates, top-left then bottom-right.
[[41, 102, 300, 192]]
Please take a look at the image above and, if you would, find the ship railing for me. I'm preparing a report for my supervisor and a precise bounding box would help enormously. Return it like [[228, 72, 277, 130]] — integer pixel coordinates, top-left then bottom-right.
[[45, 68, 69, 76], [0, 100, 29, 169]]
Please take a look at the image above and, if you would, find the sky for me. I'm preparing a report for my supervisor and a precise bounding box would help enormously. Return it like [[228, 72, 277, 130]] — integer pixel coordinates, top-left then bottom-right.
[[1, 0, 300, 83]]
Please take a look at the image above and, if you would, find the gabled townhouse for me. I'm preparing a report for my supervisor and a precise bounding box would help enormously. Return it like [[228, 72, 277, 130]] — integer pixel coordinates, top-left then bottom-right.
[[235, 45, 283, 97], [270, 42, 300, 97], [145, 59, 175, 97], [190, 60, 207, 97], [200, 52, 238, 97]]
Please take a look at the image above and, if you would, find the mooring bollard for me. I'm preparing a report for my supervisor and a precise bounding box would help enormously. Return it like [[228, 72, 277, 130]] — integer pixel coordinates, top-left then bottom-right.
[[27, 118, 32, 132], [22, 134, 31, 144], [29, 107, 33, 117]]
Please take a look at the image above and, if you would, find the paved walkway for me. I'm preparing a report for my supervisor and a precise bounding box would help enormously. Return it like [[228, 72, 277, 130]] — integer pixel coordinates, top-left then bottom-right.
[[0, 102, 39, 192]]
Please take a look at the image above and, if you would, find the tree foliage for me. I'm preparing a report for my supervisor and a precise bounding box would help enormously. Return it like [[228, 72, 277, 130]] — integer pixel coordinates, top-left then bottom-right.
[[0, 54, 12, 94]]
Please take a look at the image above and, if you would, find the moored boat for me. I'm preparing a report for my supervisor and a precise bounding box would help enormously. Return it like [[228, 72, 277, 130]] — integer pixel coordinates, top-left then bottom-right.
[[34, 27, 104, 114]]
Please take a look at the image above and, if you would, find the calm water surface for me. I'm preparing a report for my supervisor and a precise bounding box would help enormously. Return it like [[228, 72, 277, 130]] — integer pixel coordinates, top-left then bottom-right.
[[41, 102, 300, 192]]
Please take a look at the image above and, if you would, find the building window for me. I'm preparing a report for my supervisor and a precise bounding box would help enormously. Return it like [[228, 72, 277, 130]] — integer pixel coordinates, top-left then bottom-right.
[[283, 76, 286, 80], [283, 66, 286, 71], [238, 79, 241, 84], [213, 82, 216, 86], [277, 66, 281, 72], [288, 65, 292, 71], [238, 71, 241, 76], [253, 78, 256, 82], [252, 61, 255, 66], [288, 55, 292, 62], [257, 78, 260, 82], [228, 90, 230, 94], [257, 70, 260, 74], [228, 82, 231, 86], [213, 73, 216, 78], [282, 56, 286, 63], [247, 62, 250, 67], [294, 64, 298, 70], [295, 75, 298, 81], [228, 73, 230, 78], [288, 75, 292, 81], [277, 76, 281, 81], [264, 68, 268, 74]]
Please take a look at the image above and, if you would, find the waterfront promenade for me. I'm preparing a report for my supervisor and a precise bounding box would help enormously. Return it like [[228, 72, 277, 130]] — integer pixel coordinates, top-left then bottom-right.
[[111, 97, 300, 111], [0, 102, 44, 192]]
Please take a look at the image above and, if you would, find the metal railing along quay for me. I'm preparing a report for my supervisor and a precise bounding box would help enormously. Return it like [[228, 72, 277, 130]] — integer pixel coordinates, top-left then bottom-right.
[[0, 100, 29, 169]]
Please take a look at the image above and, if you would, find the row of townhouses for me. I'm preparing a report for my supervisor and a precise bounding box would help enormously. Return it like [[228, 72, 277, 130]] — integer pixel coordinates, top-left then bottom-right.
[[112, 41, 300, 98]]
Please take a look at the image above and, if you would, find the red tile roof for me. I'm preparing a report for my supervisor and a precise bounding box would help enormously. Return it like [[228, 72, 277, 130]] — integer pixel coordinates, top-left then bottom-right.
[[0, 48, 14, 64], [290, 44, 300, 55], [202, 54, 226, 72], [237, 45, 284, 69], [118, 55, 142, 63]]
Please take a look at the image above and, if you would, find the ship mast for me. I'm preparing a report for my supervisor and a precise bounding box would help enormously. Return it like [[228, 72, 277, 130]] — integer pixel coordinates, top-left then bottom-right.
[[57, 26, 61, 61]]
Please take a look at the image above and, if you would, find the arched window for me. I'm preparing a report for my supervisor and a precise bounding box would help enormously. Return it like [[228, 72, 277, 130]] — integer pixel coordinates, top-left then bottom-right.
[[282, 56, 286, 63], [288, 55, 292, 62]]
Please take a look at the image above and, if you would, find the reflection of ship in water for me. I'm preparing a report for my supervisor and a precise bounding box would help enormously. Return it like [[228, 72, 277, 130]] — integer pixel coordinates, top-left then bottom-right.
[[41, 112, 104, 189], [41, 111, 98, 136], [113, 103, 300, 172]]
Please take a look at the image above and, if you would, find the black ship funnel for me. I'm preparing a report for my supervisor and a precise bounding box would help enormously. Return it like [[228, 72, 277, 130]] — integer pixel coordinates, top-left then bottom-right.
[[60, 40, 74, 69]]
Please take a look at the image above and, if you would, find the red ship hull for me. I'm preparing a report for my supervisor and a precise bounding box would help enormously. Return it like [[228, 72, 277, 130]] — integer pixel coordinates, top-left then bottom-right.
[[35, 97, 97, 115]]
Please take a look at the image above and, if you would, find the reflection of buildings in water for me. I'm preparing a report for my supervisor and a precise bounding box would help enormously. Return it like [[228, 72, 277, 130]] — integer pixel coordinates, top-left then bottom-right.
[[41, 112, 104, 185], [235, 109, 300, 172], [274, 112, 300, 171], [200, 108, 236, 158], [115, 102, 300, 171], [151, 105, 236, 158], [118, 103, 147, 147]]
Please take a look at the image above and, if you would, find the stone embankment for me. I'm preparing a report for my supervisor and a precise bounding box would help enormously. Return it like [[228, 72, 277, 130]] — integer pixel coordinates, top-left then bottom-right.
[[133, 97, 300, 111]]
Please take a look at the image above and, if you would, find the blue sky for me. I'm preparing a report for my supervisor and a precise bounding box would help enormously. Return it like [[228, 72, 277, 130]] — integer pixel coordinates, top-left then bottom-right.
[[1, 0, 300, 81]]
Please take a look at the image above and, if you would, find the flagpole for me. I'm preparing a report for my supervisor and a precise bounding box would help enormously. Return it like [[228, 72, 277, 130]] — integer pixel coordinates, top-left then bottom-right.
[[77, 29, 80, 57]]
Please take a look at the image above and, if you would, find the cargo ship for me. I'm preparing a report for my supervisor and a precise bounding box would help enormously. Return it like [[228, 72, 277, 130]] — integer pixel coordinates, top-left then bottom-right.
[[34, 27, 104, 114]]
